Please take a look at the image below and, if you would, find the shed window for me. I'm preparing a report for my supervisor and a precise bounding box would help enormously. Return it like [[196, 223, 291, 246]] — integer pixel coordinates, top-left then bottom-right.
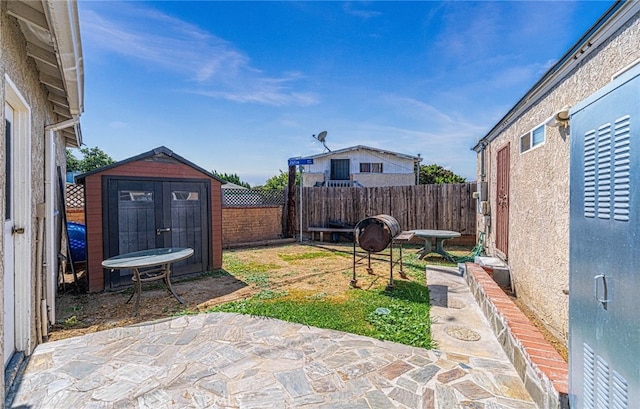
[[119, 191, 153, 202], [520, 124, 545, 153], [172, 191, 199, 201], [360, 162, 383, 173]]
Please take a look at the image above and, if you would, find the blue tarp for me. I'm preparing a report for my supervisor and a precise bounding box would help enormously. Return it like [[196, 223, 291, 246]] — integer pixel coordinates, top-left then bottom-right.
[[67, 222, 86, 262]]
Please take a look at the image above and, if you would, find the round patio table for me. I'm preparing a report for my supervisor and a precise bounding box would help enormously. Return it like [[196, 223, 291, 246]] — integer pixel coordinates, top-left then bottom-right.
[[409, 230, 461, 260], [102, 247, 194, 316]]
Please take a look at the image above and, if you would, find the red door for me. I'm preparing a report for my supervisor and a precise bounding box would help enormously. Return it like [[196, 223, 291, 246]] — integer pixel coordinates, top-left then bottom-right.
[[496, 143, 510, 258]]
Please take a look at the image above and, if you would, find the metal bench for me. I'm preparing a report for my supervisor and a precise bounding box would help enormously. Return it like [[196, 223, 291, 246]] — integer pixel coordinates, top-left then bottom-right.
[[307, 227, 354, 242]]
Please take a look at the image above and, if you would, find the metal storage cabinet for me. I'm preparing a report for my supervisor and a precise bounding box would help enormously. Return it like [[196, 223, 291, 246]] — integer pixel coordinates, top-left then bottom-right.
[[569, 64, 640, 408]]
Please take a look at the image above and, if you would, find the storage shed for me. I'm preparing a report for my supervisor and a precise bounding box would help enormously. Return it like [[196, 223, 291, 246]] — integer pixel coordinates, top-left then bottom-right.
[[76, 146, 224, 292]]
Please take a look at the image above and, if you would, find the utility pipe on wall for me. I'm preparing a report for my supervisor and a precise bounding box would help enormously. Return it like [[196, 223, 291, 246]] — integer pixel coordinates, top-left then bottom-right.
[[35, 204, 45, 344], [44, 118, 80, 329]]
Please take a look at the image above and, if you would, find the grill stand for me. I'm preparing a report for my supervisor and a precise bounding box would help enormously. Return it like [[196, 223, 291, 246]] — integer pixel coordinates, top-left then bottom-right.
[[351, 231, 413, 290]]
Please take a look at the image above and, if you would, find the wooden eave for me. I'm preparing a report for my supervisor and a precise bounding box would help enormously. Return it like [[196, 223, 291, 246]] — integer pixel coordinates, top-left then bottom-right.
[[7, 0, 84, 147]]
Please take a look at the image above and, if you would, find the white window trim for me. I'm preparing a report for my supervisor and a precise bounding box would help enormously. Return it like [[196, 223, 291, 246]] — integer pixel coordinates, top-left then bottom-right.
[[359, 162, 383, 173], [5, 74, 33, 354], [519, 123, 546, 154]]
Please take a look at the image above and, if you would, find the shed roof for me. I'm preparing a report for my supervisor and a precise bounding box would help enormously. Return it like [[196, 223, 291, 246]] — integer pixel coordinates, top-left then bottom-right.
[[75, 146, 226, 184], [300, 145, 422, 162], [472, 0, 634, 151]]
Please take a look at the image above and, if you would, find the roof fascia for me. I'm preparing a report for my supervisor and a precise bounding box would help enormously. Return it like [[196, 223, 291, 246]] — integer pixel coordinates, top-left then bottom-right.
[[42, 0, 84, 146], [472, 0, 632, 152], [303, 145, 421, 161], [75, 146, 225, 184]]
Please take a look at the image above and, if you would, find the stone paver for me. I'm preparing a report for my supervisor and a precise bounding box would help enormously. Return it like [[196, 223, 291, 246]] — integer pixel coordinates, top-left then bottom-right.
[[6, 266, 537, 408]]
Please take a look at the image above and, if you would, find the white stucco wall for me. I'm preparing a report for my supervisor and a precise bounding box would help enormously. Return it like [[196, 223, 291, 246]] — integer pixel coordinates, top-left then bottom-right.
[[0, 6, 68, 394], [478, 10, 640, 343], [302, 148, 418, 187]]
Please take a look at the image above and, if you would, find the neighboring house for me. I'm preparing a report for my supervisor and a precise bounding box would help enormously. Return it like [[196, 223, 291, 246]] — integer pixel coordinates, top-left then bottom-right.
[[1, 0, 84, 396], [472, 0, 640, 347], [221, 182, 249, 189], [299, 145, 422, 187]]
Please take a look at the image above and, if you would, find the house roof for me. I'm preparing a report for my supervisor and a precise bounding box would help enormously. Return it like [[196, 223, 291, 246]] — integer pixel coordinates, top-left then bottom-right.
[[472, 0, 635, 152], [300, 145, 422, 162], [75, 146, 226, 184], [221, 182, 248, 189], [8, 1, 84, 147]]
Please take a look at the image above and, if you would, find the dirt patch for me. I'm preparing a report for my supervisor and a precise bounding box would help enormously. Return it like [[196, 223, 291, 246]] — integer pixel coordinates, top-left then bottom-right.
[[51, 272, 250, 341], [51, 242, 426, 341], [53, 242, 567, 364], [509, 295, 568, 362]]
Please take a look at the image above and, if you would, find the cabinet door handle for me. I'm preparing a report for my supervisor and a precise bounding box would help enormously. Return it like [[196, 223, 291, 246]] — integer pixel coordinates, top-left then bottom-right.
[[594, 274, 610, 304], [156, 227, 171, 235], [11, 226, 25, 235]]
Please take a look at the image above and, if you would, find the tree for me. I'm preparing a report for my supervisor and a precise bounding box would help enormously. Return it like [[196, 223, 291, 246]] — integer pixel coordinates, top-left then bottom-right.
[[260, 169, 300, 190], [66, 149, 82, 172], [212, 171, 251, 188], [66, 146, 115, 173], [418, 164, 466, 184]]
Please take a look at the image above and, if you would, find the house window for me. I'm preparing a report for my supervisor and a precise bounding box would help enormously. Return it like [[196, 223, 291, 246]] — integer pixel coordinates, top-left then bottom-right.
[[520, 124, 545, 153], [360, 163, 383, 173]]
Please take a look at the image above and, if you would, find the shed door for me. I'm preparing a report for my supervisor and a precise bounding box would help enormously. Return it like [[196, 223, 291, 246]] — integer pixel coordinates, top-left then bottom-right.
[[496, 143, 510, 258], [105, 178, 210, 288], [331, 159, 350, 180]]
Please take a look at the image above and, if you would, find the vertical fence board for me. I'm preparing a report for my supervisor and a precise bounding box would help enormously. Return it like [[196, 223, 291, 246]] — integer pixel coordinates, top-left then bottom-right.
[[300, 183, 476, 233]]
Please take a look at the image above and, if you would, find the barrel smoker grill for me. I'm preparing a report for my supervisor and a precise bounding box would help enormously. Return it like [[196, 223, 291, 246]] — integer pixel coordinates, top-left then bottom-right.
[[352, 214, 407, 289]]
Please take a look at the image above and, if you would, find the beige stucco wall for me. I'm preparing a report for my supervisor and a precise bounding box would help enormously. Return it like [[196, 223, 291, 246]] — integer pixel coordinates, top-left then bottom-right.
[[353, 173, 415, 187], [303, 172, 415, 187], [478, 10, 640, 343], [301, 149, 418, 187], [303, 173, 325, 187], [0, 6, 67, 393]]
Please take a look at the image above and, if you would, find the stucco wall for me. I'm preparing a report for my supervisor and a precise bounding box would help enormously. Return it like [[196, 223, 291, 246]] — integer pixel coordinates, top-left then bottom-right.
[[0, 6, 66, 392], [303, 172, 415, 187], [302, 149, 418, 187], [355, 173, 415, 187], [478, 11, 640, 343]]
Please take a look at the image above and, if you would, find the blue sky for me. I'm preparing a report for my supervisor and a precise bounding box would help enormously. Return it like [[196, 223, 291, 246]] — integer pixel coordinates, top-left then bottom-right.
[[76, 1, 613, 186]]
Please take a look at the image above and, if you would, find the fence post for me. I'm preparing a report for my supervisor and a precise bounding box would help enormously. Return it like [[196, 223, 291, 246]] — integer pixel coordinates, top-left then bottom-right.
[[285, 165, 297, 238]]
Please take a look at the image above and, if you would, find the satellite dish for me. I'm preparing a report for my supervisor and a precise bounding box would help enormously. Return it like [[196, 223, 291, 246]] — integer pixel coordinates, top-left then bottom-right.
[[312, 130, 331, 152]]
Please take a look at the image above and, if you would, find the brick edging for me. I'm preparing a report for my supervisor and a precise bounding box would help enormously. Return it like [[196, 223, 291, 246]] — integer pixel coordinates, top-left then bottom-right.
[[464, 262, 569, 409]]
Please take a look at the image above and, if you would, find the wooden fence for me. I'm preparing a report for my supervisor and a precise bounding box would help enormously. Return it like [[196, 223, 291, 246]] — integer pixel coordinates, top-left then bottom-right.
[[66, 183, 477, 245], [301, 183, 476, 235]]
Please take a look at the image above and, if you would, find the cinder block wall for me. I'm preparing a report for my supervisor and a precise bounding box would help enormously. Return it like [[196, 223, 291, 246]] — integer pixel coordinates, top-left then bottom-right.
[[222, 207, 284, 245]]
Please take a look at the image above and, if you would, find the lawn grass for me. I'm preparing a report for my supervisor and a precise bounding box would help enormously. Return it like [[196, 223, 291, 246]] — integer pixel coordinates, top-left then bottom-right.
[[208, 281, 432, 348], [206, 243, 466, 349]]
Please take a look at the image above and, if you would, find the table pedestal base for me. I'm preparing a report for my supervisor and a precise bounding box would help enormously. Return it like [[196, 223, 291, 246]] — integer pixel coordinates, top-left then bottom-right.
[[126, 263, 184, 317]]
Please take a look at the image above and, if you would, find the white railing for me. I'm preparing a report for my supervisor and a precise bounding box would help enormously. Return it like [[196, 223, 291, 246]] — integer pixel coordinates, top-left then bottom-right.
[[326, 180, 361, 187]]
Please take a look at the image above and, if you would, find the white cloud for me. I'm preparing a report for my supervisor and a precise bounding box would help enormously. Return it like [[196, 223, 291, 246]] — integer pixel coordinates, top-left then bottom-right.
[[188, 73, 319, 106], [81, 3, 316, 107], [342, 2, 382, 19], [108, 121, 128, 129]]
